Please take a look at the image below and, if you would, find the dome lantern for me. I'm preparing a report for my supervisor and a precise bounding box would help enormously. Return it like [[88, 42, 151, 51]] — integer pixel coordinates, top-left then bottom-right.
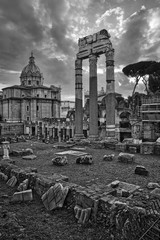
[[20, 52, 44, 86]]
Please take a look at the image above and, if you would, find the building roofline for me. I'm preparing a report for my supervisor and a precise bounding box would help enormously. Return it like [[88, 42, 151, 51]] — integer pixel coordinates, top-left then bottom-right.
[[2, 85, 60, 91]]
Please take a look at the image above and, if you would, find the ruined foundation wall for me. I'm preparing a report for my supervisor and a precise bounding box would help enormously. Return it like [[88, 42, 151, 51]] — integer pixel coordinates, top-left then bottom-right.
[[0, 162, 155, 240]]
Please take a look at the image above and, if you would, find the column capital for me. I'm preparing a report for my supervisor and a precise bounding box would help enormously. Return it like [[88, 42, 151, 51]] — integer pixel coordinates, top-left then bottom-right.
[[105, 49, 114, 60], [75, 58, 82, 69], [89, 54, 98, 64]]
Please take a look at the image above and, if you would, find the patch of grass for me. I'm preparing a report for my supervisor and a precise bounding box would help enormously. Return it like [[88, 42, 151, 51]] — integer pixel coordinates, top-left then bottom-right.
[[9, 140, 160, 188]]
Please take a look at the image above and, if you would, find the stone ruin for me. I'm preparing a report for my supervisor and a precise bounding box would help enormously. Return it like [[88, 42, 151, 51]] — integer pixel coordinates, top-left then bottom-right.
[[75, 29, 115, 140], [1, 160, 160, 239]]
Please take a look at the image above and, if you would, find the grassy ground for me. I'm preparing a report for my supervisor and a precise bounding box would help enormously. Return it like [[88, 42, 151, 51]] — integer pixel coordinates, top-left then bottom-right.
[[8, 140, 160, 188]]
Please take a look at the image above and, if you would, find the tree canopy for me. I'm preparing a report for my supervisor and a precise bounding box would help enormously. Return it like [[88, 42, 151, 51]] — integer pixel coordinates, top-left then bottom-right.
[[122, 61, 160, 96]]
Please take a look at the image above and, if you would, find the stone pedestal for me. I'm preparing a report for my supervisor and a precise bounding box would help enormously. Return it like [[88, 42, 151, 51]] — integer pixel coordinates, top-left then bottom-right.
[[2, 141, 10, 160], [75, 59, 84, 139], [89, 54, 98, 140]]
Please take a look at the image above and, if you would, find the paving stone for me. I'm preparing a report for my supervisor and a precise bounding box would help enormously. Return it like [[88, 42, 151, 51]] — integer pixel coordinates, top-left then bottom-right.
[[22, 155, 37, 160]]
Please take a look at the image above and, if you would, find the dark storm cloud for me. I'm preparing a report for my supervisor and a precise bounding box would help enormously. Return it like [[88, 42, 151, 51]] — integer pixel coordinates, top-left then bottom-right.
[[39, 0, 77, 56], [34, 50, 75, 87], [0, 0, 44, 78], [116, 8, 148, 65], [0, 0, 43, 41]]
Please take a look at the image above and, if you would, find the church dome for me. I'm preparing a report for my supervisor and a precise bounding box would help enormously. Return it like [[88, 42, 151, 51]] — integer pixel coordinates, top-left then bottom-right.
[[20, 52, 41, 78], [20, 52, 44, 87]]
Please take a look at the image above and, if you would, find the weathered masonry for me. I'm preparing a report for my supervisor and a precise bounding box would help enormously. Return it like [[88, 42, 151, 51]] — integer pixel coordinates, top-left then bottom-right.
[[75, 29, 115, 140]]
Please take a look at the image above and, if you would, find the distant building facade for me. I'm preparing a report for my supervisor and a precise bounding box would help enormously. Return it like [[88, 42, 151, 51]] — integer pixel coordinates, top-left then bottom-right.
[[141, 93, 160, 141], [0, 52, 61, 135], [61, 101, 75, 118]]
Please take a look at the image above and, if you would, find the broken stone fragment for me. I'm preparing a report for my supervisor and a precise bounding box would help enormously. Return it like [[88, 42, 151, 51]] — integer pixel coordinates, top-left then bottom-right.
[[103, 154, 114, 161], [118, 152, 135, 163], [22, 155, 37, 160], [41, 183, 69, 210], [76, 155, 93, 165], [110, 180, 120, 188], [0, 172, 8, 181], [113, 200, 127, 208], [135, 165, 149, 176], [133, 206, 146, 214], [22, 148, 33, 156], [74, 205, 91, 224], [121, 189, 130, 198], [147, 182, 160, 189], [24, 167, 38, 173], [52, 156, 68, 166], [6, 175, 17, 187], [17, 179, 29, 192], [150, 188, 160, 197], [12, 189, 33, 202]]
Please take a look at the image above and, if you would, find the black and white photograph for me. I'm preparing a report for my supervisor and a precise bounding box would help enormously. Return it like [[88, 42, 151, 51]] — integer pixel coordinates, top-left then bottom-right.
[[0, 0, 160, 239]]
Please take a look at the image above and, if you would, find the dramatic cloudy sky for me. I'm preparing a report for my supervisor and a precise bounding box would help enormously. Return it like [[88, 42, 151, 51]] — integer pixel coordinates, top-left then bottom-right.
[[0, 0, 160, 100]]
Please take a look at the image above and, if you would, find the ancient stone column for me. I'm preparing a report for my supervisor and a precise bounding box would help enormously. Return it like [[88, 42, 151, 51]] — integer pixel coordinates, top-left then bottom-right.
[[89, 54, 98, 140], [75, 58, 84, 139], [105, 49, 115, 138]]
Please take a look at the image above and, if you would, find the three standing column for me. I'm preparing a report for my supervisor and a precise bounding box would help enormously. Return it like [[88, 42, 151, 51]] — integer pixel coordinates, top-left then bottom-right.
[[75, 58, 84, 139], [89, 54, 98, 140]]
